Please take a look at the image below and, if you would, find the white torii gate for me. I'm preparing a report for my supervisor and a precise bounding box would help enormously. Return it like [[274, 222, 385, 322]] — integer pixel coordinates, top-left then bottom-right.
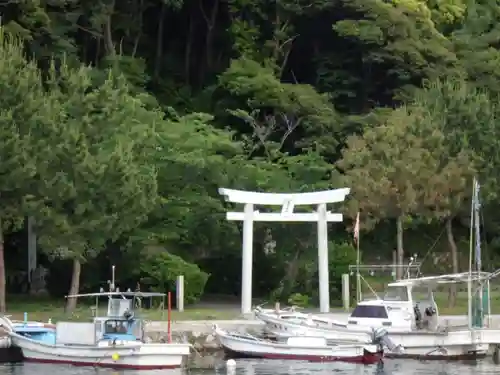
[[218, 188, 350, 314]]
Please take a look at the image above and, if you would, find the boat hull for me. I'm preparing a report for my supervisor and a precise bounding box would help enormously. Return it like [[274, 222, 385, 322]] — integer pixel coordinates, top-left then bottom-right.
[[215, 328, 382, 365], [222, 346, 383, 364], [261, 317, 491, 360], [10, 333, 191, 370], [386, 350, 487, 361]]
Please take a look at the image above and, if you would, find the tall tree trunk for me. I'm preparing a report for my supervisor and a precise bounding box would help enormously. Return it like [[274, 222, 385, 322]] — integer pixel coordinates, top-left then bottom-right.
[[446, 217, 459, 307], [396, 215, 404, 280], [154, 3, 166, 80], [199, 0, 219, 84], [131, 0, 144, 58], [184, 14, 194, 84], [66, 259, 81, 312], [282, 249, 301, 298], [0, 218, 6, 313], [103, 0, 116, 57], [204, 0, 218, 71]]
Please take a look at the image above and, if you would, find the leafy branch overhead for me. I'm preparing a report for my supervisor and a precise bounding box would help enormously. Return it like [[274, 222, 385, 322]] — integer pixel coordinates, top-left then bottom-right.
[[218, 58, 340, 158]]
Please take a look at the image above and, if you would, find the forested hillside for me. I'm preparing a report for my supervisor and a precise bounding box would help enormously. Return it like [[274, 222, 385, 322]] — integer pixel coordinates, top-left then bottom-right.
[[2, 0, 500, 311]]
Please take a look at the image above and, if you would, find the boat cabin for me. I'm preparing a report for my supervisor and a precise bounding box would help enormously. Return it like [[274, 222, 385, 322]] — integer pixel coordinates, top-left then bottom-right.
[[347, 281, 437, 331], [54, 290, 166, 347], [348, 272, 492, 331], [93, 298, 144, 343]]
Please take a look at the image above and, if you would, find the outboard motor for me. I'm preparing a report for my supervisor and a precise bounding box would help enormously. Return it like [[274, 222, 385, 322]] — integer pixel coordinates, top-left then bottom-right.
[[425, 306, 436, 317], [423, 306, 438, 331], [372, 327, 404, 353], [414, 303, 423, 329]]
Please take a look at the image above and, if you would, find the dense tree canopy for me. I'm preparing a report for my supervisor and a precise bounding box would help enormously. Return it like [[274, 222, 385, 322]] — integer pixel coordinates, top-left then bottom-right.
[[2, 0, 500, 309]]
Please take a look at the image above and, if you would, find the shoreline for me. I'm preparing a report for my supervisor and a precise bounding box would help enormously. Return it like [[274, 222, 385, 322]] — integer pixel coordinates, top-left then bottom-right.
[[146, 319, 265, 353]]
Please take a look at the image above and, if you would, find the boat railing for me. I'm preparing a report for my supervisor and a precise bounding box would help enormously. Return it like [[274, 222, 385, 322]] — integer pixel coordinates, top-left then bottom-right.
[[255, 305, 302, 313], [213, 324, 261, 342]]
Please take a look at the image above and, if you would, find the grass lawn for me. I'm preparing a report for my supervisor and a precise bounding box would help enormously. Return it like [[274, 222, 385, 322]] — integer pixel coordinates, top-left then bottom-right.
[[5, 296, 241, 323], [6, 285, 500, 323]]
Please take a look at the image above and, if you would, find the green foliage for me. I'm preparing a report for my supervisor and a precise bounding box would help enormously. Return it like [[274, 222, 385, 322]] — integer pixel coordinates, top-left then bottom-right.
[[34, 63, 158, 263], [3, 0, 500, 311], [0, 30, 75, 310], [139, 251, 210, 304], [327, 242, 357, 301], [287, 293, 310, 307], [338, 105, 473, 224], [410, 78, 498, 201], [272, 240, 356, 305], [0, 31, 53, 233]]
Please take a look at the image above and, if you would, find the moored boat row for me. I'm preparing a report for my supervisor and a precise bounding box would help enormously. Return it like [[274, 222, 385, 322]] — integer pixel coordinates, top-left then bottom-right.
[[253, 272, 499, 360]]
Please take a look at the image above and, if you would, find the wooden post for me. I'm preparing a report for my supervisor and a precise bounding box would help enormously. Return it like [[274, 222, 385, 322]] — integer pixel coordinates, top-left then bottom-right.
[[167, 292, 172, 343], [176, 275, 184, 312], [342, 274, 350, 311]]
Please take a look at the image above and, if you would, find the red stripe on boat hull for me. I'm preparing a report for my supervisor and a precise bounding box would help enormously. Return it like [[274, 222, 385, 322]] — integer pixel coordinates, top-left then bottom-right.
[[386, 352, 487, 361], [24, 357, 180, 370], [224, 348, 383, 365]]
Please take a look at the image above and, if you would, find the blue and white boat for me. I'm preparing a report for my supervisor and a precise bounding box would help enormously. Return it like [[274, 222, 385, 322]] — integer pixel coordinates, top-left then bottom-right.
[[0, 279, 190, 370]]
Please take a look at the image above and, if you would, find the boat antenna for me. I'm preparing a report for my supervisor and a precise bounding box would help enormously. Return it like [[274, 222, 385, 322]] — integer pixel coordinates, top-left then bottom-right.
[[405, 254, 420, 279], [110, 265, 116, 292]]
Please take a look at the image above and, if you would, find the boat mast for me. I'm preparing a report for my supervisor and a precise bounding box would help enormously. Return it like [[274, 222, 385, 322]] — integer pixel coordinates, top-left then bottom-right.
[[354, 212, 361, 302], [467, 179, 475, 328], [474, 179, 482, 312], [473, 179, 482, 270], [468, 178, 483, 328]]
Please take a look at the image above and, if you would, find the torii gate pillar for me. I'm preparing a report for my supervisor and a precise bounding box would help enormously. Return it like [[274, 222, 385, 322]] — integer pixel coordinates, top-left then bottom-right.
[[218, 188, 350, 314]]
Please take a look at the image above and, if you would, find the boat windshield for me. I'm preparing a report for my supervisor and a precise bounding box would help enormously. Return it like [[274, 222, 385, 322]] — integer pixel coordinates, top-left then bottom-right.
[[104, 320, 129, 334], [383, 285, 409, 301], [351, 305, 388, 319]]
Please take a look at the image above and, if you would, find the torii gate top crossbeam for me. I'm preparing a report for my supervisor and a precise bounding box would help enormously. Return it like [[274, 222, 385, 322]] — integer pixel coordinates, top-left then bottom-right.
[[218, 188, 350, 205]]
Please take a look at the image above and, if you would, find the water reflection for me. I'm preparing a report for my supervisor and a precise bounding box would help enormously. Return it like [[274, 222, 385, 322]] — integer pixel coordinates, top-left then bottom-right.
[[0, 359, 498, 375], [211, 359, 500, 375]]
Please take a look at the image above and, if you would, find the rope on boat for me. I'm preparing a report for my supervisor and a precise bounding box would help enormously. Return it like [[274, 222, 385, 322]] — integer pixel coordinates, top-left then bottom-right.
[[0, 316, 14, 333], [425, 346, 447, 356]]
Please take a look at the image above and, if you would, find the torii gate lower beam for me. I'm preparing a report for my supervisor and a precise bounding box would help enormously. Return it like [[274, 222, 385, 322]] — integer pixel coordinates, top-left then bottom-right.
[[219, 188, 350, 314]]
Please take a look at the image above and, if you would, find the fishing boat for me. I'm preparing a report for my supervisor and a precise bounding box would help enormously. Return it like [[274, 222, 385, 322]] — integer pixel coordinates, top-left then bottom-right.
[[256, 179, 500, 360], [257, 272, 500, 359], [0, 268, 191, 370], [213, 325, 391, 364]]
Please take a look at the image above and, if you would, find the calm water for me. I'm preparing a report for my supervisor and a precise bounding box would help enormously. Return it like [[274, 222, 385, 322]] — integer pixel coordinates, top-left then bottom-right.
[[0, 360, 498, 375]]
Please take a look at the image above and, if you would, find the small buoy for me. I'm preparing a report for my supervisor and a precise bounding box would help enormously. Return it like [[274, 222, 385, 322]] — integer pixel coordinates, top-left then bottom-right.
[[226, 359, 236, 368], [48, 318, 52, 324], [112, 353, 120, 361]]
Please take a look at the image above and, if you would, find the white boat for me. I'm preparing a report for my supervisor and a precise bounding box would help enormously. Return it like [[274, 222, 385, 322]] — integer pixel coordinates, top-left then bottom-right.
[[213, 325, 385, 364], [257, 271, 500, 360], [0, 274, 191, 370]]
